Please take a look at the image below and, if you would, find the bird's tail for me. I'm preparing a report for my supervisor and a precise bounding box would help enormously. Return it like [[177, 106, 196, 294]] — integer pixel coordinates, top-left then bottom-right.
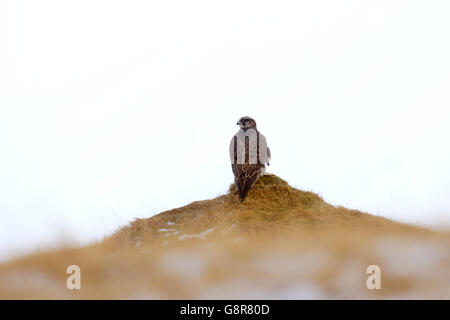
[[235, 172, 260, 201]]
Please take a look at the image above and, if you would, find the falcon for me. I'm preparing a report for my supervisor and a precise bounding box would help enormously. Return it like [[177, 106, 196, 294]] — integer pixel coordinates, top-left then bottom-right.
[[229, 116, 271, 201]]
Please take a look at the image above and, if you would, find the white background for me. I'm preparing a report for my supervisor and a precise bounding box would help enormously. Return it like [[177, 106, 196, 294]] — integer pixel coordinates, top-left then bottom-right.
[[1, 0, 450, 261]]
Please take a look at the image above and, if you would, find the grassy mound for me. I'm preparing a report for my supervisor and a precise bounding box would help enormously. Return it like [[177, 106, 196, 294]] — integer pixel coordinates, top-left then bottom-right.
[[1, 175, 449, 299], [106, 175, 425, 251]]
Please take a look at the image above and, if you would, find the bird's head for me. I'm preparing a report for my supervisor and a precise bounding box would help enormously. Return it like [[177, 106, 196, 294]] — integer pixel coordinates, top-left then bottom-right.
[[237, 116, 257, 131]]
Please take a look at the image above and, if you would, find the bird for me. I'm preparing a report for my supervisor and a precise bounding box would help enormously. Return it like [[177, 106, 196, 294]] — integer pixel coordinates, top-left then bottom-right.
[[229, 116, 271, 201]]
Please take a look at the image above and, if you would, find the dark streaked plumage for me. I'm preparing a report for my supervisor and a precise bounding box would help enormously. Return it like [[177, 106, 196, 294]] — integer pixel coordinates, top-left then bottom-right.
[[230, 116, 271, 201]]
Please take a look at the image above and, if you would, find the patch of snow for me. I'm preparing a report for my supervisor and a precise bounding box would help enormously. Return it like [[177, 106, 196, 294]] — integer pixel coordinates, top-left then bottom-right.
[[253, 251, 331, 278], [0, 270, 55, 290], [374, 236, 450, 277], [197, 279, 325, 299], [166, 221, 175, 225], [197, 279, 273, 299], [328, 258, 369, 299], [0, 269, 70, 297], [159, 251, 206, 280], [162, 230, 180, 237], [178, 228, 215, 241], [272, 283, 327, 299], [158, 228, 177, 232]]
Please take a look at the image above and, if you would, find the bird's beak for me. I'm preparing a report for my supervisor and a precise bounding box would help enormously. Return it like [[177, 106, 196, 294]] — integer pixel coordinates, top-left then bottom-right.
[[236, 121, 241, 126]]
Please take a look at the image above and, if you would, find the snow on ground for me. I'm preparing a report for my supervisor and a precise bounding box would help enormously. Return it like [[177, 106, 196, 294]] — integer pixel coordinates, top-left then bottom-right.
[[150, 235, 450, 299], [1, 234, 449, 299]]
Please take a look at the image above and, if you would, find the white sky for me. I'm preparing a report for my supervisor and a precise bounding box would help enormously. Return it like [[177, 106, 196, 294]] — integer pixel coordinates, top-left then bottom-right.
[[1, 0, 450, 261]]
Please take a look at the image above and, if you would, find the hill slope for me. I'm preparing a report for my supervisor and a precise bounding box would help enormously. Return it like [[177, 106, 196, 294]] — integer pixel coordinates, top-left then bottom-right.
[[1, 175, 449, 299]]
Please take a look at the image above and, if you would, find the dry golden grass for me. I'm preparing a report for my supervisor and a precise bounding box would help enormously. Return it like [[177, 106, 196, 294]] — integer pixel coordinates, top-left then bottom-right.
[[1, 175, 449, 299]]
